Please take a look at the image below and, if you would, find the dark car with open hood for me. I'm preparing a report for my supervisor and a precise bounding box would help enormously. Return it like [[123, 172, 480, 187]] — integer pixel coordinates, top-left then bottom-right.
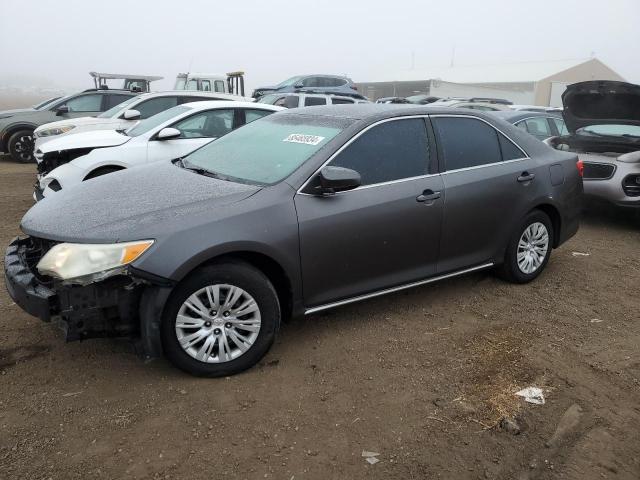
[[546, 80, 640, 207], [4, 105, 583, 376]]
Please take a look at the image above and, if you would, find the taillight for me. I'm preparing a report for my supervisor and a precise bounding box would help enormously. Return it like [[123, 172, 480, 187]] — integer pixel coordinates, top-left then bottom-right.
[[576, 159, 584, 177]]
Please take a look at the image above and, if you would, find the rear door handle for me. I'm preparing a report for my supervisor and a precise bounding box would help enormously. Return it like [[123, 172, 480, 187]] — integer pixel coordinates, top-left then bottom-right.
[[416, 190, 441, 202], [517, 172, 536, 183]]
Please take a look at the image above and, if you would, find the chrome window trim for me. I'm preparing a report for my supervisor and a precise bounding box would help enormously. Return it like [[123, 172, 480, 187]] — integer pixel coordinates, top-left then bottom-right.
[[296, 115, 434, 195], [296, 113, 532, 195], [441, 156, 529, 175], [305, 262, 494, 315]]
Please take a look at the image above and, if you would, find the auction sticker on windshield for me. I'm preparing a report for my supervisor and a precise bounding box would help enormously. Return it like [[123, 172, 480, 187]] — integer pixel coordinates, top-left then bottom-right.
[[283, 134, 325, 145]]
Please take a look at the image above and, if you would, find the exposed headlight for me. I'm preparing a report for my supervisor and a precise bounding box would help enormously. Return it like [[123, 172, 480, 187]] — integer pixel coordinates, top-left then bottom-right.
[[37, 240, 153, 284], [36, 125, 76, 138]]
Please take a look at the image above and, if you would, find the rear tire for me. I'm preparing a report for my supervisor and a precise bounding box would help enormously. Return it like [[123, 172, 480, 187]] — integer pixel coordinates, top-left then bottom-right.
[[160, 261, 280, 377], [498, 210, 553, 284], [8, 129, 35, 163]]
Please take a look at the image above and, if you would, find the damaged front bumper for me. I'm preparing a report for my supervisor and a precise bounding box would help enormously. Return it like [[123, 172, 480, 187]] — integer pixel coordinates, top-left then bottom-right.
[[4, 237, 169, 350]]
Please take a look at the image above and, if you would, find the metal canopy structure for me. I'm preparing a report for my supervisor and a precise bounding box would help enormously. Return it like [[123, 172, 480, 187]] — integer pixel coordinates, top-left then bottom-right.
[[89, 71, 164, 92]]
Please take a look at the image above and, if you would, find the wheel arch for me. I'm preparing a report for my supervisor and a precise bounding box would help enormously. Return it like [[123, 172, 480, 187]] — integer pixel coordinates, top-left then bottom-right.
[[174, 250, 295, 322], [1, 123, 38, 151], [531, 203, 562, 248]]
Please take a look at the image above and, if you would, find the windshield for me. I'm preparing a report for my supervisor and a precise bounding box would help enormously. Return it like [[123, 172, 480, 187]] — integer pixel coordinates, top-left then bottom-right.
[[45, 94, 75, 110], [579, 124, 640, 138], [175, 77, 187, 90], [98, 96, 140, 118], [126, 105, 191, 137], [276, 76, 305, 88], [182, 115, 345, 185], [33, 97, 62, 110]]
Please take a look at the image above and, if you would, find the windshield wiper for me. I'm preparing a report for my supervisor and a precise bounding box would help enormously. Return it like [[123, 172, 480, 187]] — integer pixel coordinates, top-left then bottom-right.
[[179, 159, 231, 181]]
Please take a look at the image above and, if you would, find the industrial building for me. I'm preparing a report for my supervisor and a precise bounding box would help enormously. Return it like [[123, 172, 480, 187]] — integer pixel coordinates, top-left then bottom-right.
[[356, 58, 625, 106]]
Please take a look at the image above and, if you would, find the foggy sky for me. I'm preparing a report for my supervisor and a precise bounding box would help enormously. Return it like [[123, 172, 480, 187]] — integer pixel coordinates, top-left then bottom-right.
[[2, 0, 639, 92]]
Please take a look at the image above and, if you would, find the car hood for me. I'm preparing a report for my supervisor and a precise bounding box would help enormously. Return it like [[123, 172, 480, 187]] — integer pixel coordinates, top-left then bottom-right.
[[35, 116, 124, 133], [562, 81, 640, 133], [21, 161, 261, 243], [0, 108, 37, 120], [39, 129, 131, 154]]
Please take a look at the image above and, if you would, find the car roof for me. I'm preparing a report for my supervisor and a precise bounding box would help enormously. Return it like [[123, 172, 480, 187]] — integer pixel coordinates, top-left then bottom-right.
[[80, 88, 138, 94], [180, 100, 282, 111], [282, 103, 502, 121], [492, 110, 561, 122]]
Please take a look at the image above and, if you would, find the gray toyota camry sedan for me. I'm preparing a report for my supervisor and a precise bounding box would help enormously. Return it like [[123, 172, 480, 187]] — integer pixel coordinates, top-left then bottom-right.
[[4, 105, 583, 376]]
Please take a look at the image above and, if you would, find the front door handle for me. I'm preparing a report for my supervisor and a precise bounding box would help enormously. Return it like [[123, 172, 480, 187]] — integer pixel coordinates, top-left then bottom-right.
[[517, 172, 536, 183], [416, 189, 441, 203]]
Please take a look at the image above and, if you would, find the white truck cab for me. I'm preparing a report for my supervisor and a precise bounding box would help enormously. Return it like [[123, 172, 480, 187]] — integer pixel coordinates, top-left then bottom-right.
[[174, 72, 245, 96]]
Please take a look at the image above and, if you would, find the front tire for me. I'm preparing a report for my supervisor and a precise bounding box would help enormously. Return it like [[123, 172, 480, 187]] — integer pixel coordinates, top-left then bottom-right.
[[498, 210, 553, 284], [8, 129, 35, 163], [160, 261, 280, 377]]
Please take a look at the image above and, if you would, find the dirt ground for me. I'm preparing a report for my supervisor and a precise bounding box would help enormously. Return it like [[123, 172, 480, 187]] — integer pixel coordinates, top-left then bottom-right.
[[0, 156, 639, 480]]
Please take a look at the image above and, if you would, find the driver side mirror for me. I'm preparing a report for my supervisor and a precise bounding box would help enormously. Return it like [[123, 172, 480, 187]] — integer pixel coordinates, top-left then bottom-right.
[[313, 166, 361, 195], [156, 127, 181, 140], [123, 109, 141, 120], [56, 105, 69, 116]]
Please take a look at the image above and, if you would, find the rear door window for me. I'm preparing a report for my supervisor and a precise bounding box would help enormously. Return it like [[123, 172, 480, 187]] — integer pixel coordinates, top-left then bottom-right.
[[283, 96, 300, 108], [329, 118, 430, 186], [304, 96, 327, 106], [301, 77, 318, 87], [551, 117, 568, 135], [106, 94, 133, 110], [201, 80, 212, 91], [330, 97, 355, 104], [433, 117, 502, 171], [498, 133, 525, 160], [214, 80, 226, 92], [135, 96, 179, 119], [524, 117, 552, 137], [244, 109, 273, 124]]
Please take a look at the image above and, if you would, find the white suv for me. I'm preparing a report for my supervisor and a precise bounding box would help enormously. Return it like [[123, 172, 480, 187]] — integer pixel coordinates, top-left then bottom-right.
[[33, 91, 253, 150], [256, 92, 369, 108]]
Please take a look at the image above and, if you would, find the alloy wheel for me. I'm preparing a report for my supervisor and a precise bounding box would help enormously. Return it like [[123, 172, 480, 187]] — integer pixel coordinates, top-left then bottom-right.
[[13, 134, 34, 162]]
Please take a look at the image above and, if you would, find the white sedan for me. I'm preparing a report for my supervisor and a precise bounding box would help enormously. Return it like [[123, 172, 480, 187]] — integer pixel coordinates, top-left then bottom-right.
[[35, 101, 283, 200], [33, 90, 253, 150]]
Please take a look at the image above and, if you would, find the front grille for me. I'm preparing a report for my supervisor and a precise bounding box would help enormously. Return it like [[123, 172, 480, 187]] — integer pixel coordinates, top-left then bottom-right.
[[582, 162, 615, 180], [622, 175, 640, 197]]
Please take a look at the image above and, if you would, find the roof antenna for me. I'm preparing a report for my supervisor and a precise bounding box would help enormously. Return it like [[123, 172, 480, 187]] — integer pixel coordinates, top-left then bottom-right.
[[450, 45, 456, 67]]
